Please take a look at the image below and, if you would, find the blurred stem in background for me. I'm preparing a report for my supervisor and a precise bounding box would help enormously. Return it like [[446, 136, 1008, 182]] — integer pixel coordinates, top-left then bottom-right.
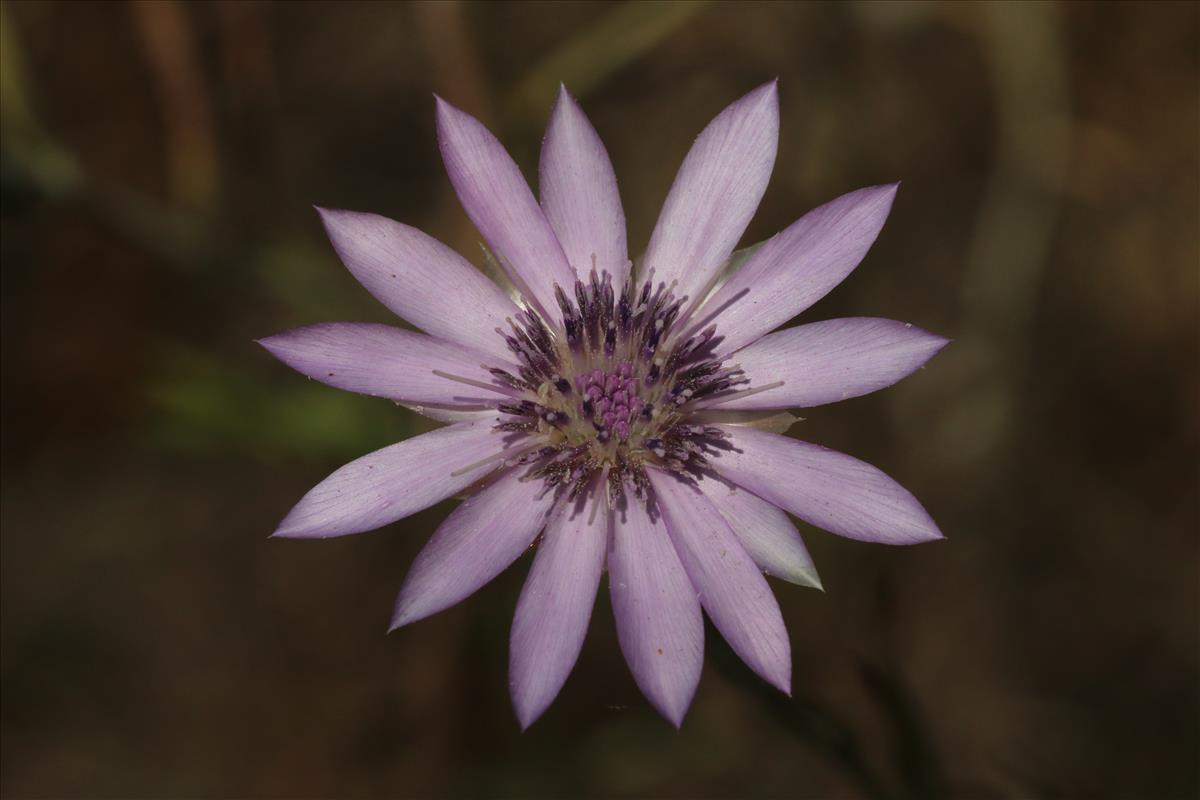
[[943, 1, 1069, 470], [506, 0, 712, 126], [129, 0, 220, 214], [0, 1, 81, 196], [710, 626, 945, 800]]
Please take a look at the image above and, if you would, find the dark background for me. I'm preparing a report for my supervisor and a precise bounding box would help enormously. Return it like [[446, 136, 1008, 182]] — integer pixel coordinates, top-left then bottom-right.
[[2, 1, 1197, 798]]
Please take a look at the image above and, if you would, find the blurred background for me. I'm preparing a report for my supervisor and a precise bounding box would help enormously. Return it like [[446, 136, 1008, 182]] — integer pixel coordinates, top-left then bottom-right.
[[1, 1, 1196, 797]]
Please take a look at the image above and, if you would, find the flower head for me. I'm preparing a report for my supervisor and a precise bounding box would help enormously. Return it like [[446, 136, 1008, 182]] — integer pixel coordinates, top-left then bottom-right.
[[260, 81, 947, 729]]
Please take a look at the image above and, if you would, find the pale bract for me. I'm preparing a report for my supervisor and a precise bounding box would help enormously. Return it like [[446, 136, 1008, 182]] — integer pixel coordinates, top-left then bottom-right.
[[259, 82, 948, 729]]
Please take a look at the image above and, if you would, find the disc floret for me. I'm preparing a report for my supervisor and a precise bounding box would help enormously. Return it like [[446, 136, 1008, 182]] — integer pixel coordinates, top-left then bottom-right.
[[481, 268, 750, 504]]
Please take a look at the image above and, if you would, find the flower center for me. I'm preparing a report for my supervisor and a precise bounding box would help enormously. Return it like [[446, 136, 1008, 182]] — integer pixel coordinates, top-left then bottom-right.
[[578, 363, 639, 441], [465, 268, 765, 504]]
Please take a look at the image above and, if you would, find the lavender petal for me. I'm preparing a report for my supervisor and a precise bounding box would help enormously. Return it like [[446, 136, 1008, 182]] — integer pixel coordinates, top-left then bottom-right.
[[695, 473, 821, 589], [720, 317, 949, 410], [649, 470, 792, 694], [257, 322, 516, 406], [713, 425, 944, 545], [436, 96, 576, 316], [317, 208, 518, 361], [509, 494, 608, 730], [273, 418, 511, 539], [540, 85, 629, 290], [708, 184, 898, 355], [609, 495, 703, 728], [390, 469, 557, 629], [641, 81, 778, 308]]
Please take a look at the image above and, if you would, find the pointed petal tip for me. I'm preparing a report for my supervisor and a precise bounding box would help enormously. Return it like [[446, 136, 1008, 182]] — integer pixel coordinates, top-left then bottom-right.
[[761, 662, 792, 697], [388, 596, 418, 632], [795, 570, 824, 592], [268, 515, 337, 540], [513, 699, 545, 732], [922, 508, 947, 541], [870, 181, 900, 200], [253, 333, 291, 359], [662, 705, 687, 730], [433, 94, 460, 124], [928, 336, 953, 360], [644, 676, 696, 730], [435, 93, 471, 117], [745, 79, 779, 106], [908, 326, 954, 359], [549, 83, 572, 116], [267, 524, 312, 540], [915, 520, 947, 543], [847, 182, 899, 207], [313, 205, 350, 226], [549, 83, 586, 126]]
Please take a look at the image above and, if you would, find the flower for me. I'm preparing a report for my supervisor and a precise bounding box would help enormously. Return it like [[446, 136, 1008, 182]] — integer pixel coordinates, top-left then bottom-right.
[[259, 81, 947, 729]]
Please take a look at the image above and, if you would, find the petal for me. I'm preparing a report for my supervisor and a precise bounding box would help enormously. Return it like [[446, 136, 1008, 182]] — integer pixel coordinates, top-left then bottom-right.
[[694, 473, 821, 589], [540, 85, 629, 289], [608, 495, 703, 727], [649, 470, 791, 694], [719, 318, 949, 410], [641, 81, 778, 310], [705, 184, 899, 355], [257, 322, 516, 407], [509, 493, 608, 730], [390, 468, 557, 628], [712, 426, 944, 544], [316, 208, 518, 361], [436, 96, 576, 317], [273, 417, 513, 539]]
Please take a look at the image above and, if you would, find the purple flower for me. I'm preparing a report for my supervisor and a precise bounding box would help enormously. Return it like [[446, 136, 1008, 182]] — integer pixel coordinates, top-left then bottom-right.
[[259, 81, 947, 729]]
